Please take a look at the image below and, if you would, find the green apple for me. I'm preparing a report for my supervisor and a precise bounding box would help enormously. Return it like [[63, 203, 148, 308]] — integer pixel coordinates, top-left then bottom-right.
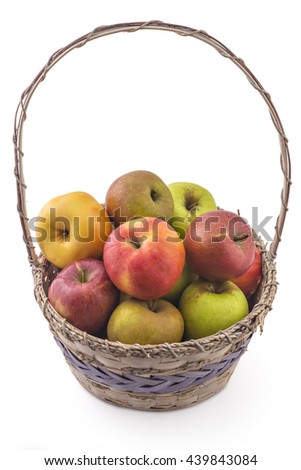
[[161, 263, 198, 305], [105, 170, 174, 226], [107, 298, 184, 345], [179, 279, 249, 339], [168, 182, 217, 238]]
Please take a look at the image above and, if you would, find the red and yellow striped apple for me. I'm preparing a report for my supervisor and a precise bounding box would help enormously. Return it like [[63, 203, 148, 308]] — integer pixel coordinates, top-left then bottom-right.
[[103, 217, 185, 300]]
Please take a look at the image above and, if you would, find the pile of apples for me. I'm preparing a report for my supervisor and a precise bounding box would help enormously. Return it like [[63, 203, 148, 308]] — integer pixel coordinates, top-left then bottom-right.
[[35, 170, 262, 345]]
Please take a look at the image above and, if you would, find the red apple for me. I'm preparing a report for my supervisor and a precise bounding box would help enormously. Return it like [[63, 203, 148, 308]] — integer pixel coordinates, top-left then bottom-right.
[[103, 217, 185, 300], [48, 258, 120, 335], [184, 210, 255, 281], [231, 247, 262, 298]]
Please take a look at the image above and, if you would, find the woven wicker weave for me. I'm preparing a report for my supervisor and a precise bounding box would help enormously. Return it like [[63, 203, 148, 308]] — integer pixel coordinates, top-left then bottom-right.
[[14, 21, 291, 411]]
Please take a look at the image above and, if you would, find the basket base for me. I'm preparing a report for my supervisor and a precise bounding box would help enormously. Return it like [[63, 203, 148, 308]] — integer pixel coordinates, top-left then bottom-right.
[[68, 361, 239, 411]]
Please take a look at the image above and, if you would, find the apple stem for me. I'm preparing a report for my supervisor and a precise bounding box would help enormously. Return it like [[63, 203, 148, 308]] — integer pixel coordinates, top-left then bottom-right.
[[148, 299, 158, 312], [150, 189, 159, 202], [130, 240, 141, 249], [233, 233, 249, 242], [207, 284, 216, 293], [186, 201, 199, 212], [80, 269, 86, 283]]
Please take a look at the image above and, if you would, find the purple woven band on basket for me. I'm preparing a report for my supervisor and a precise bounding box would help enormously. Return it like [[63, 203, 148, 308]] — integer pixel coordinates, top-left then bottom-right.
[[54, 337, 251, 394]]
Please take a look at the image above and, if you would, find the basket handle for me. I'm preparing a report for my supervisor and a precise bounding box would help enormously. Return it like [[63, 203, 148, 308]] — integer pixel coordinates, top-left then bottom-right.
[[13, 20, 291, 267]]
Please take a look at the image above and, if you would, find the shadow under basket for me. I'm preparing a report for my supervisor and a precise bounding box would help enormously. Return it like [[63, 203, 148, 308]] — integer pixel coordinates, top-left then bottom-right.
[[14, 21, 291, 411]]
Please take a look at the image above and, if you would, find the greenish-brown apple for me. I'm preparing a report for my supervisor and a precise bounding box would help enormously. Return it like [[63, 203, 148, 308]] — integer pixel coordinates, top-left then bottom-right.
[[105, 170, 174, 226], [161, 263, 198, 305], [179, 279, 249, 339], [107, 298, 184, 345], [167, 182, 217, 238]]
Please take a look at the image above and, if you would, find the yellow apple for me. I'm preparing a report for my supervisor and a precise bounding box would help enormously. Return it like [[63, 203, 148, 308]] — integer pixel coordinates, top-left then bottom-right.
[[35, 191, 112, 268]]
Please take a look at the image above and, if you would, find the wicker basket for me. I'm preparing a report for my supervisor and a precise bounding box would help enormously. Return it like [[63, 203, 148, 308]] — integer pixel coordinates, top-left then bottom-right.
[[14, 21, 291, 411]]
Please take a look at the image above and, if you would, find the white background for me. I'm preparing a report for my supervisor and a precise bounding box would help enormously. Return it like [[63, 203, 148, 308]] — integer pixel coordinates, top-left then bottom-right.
[[1, 1, 300, 469]]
